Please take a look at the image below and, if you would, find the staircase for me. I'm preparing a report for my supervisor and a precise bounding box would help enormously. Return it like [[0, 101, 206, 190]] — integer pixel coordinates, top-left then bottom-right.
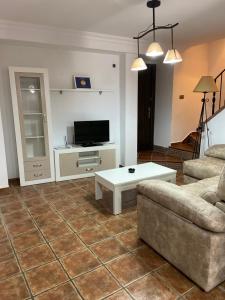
[[170, 69, 225, 158]]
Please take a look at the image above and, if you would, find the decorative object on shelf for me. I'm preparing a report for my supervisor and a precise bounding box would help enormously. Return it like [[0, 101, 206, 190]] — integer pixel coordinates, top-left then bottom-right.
[[192, 76, 219, 159], [73, 76, 91, 89], [131, 0, 182, 71]]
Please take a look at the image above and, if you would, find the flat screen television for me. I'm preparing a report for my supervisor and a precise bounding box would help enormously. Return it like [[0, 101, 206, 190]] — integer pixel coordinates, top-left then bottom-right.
[[74, 120, 110, 146]]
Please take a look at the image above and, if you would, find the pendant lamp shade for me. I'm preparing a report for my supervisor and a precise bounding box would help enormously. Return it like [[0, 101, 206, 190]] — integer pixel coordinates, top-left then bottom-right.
[[163, 49, 182, 64], [131, 57, 147, 71], [146, 42, 164, 57], [193, 76, 219, 93]]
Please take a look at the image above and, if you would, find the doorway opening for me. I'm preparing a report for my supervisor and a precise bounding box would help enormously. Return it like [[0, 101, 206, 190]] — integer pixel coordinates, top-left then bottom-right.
[[138, 64, 156, 158]]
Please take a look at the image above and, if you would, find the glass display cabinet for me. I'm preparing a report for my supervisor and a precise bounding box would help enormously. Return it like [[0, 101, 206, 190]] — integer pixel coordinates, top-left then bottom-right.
[[9, 67, 54, 186]]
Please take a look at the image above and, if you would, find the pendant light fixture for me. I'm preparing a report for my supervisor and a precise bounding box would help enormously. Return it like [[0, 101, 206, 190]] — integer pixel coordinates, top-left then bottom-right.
[[163, 28, 182, 64], [131, 38, 147, 71], [131, 0, 182, 71], [146, 1, 164, 57]]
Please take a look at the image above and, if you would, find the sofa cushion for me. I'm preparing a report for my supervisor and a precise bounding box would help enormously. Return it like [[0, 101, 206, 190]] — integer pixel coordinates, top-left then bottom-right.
[[182, 176, 220, 204], [138, 180, 225, 233], [217, 166, 225, 201], [183, 157, 225, 180], [205, 144, 225, 160]]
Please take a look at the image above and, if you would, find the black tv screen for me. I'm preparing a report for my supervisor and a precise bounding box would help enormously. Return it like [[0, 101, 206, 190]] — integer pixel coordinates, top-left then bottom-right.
[[74, 120, 110, 146]]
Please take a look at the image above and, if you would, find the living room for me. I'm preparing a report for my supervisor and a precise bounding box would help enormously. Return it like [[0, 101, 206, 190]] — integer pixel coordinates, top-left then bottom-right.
[[0, 0, 225, 299]]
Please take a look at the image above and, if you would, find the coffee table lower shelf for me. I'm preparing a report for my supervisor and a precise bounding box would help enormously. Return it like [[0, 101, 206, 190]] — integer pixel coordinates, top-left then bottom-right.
[[95, 163, 176, 215]]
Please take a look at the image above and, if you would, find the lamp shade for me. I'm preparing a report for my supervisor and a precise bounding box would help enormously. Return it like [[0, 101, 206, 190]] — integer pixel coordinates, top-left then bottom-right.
[[131, 57, 147, 71], [146, 42, 164, 57], [193, 76, 219, 93], [163, 49, 182, 64]]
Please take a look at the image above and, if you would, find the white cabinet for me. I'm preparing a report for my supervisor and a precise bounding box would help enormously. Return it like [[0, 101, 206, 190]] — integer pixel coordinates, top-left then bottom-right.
[[54, 144, 119, 181], [9, 67, 54, 186]]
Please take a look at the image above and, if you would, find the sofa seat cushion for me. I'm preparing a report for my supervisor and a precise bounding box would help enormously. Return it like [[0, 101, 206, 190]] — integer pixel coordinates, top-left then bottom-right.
[[205, 144, 225, 160], [138, 180, 225, 233], [182, 176, 220, 205], [217, 166, 225, 201], [183, 157, 225, 180]]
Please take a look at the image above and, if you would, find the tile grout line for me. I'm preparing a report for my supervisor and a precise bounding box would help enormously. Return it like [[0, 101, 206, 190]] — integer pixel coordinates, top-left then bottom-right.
[[37, 185, 156, 299], [0, 202, 35, 300], [23, 200, 85, 300], [39, 185, 138, 299], [3, 182, 145, 299]]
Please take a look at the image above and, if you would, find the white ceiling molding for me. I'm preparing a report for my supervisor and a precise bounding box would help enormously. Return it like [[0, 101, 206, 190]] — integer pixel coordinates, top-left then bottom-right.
[[0, 19, 148, 54]]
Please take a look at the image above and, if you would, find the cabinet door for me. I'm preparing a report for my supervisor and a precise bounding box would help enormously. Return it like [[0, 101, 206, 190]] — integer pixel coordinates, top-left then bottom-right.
[[15, 73, 50, 162], [98, 149, 116, 170]]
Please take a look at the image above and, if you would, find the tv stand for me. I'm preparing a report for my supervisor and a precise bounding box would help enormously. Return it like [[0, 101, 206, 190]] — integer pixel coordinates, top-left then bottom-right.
[[54, 144, 119, 181], [81, 143, 103, 147]]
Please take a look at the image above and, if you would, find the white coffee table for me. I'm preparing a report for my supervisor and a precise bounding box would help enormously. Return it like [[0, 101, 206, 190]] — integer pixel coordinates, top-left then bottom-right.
[[95, 162, 177, 215]]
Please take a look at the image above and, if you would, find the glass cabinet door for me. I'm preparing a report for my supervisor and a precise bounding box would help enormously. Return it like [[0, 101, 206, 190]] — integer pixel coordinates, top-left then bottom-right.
[[16, 74, 49, 160]]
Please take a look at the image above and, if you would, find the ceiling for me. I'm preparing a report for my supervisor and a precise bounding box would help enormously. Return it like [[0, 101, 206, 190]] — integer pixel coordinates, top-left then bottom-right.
[[0, 0, 225, 47]]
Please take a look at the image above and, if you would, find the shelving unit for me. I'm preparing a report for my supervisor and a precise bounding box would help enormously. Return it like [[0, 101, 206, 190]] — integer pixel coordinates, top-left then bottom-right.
[[9, 67, 55, 186]]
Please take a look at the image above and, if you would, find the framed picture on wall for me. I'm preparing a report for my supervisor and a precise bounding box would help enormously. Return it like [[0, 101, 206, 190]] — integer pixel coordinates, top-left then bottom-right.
[[73, 76, 91, 89]]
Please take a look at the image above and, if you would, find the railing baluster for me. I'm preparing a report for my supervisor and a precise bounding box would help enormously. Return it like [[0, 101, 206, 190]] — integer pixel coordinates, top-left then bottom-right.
[[219, 74, 223, 109], [212, 92, 216, 115]]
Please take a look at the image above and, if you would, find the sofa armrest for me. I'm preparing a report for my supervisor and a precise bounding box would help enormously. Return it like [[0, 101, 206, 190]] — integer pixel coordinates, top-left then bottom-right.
[[138, 180, 225, 233]]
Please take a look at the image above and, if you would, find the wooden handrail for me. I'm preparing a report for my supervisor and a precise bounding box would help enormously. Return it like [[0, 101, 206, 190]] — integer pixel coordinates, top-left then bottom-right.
[[211, 68, 225, 117]]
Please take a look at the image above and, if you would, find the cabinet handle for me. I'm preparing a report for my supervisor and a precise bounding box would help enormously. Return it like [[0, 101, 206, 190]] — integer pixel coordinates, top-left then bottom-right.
[[76, 161, 79, 167], [99, 158, 102, 165], [34, 173, 43, 177], [33, 164, 42, 168]]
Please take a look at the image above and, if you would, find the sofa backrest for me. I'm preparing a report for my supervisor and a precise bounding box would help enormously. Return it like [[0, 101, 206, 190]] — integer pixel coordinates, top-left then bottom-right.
[[205, 144, 225, 160], [138, 180, 225, 233]]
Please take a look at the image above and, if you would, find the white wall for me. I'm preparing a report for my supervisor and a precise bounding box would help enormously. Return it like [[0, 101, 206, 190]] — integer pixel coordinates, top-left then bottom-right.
[[123, 53, 138, 166], [201, 109, 225, 153], [171, 43, 209, 143], [154, 63, 174, 147], [0, 107, 8, 188], [0, 43, 120, 179]]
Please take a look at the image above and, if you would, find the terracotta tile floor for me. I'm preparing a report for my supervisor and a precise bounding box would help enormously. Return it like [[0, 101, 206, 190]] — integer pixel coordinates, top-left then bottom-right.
[[0, 177, 224, 300]]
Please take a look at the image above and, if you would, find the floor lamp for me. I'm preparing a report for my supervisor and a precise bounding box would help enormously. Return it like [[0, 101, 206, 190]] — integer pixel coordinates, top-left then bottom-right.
[[193, 76, 219, 159]]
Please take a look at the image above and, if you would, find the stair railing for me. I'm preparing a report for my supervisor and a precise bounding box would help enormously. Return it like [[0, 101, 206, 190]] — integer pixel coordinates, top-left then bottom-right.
[[212, 68, 225, 115]]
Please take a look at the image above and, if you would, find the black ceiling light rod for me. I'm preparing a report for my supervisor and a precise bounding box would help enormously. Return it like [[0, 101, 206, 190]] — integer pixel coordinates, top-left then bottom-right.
[[133, 0, 178, 40], [133, 23, 179, 40]]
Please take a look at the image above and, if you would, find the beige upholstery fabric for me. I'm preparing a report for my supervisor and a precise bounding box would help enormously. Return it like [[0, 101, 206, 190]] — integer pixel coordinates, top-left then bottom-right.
[[183, 157, 225, 180], [216, 202, 225, 213], [138, 180, 225, 233], [217, 166, 225, 201], [205, 144, 225, 160], [138, 195, 225, 292], [182, 176, 220, 204], [183, 175, 199, 184]]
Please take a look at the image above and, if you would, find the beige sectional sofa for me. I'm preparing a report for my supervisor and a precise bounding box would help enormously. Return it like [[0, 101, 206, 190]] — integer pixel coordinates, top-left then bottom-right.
[[183, 144, 225, 183], [137, 144, 225, 292]]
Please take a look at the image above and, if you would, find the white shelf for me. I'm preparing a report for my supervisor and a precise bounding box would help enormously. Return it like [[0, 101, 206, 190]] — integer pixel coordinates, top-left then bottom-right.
[[21, 88, 41, 91], [78, 156, 100, 161], [25, 136, 44, 139], [24, 113, 43, 116], [50, 88, 113, 94]]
